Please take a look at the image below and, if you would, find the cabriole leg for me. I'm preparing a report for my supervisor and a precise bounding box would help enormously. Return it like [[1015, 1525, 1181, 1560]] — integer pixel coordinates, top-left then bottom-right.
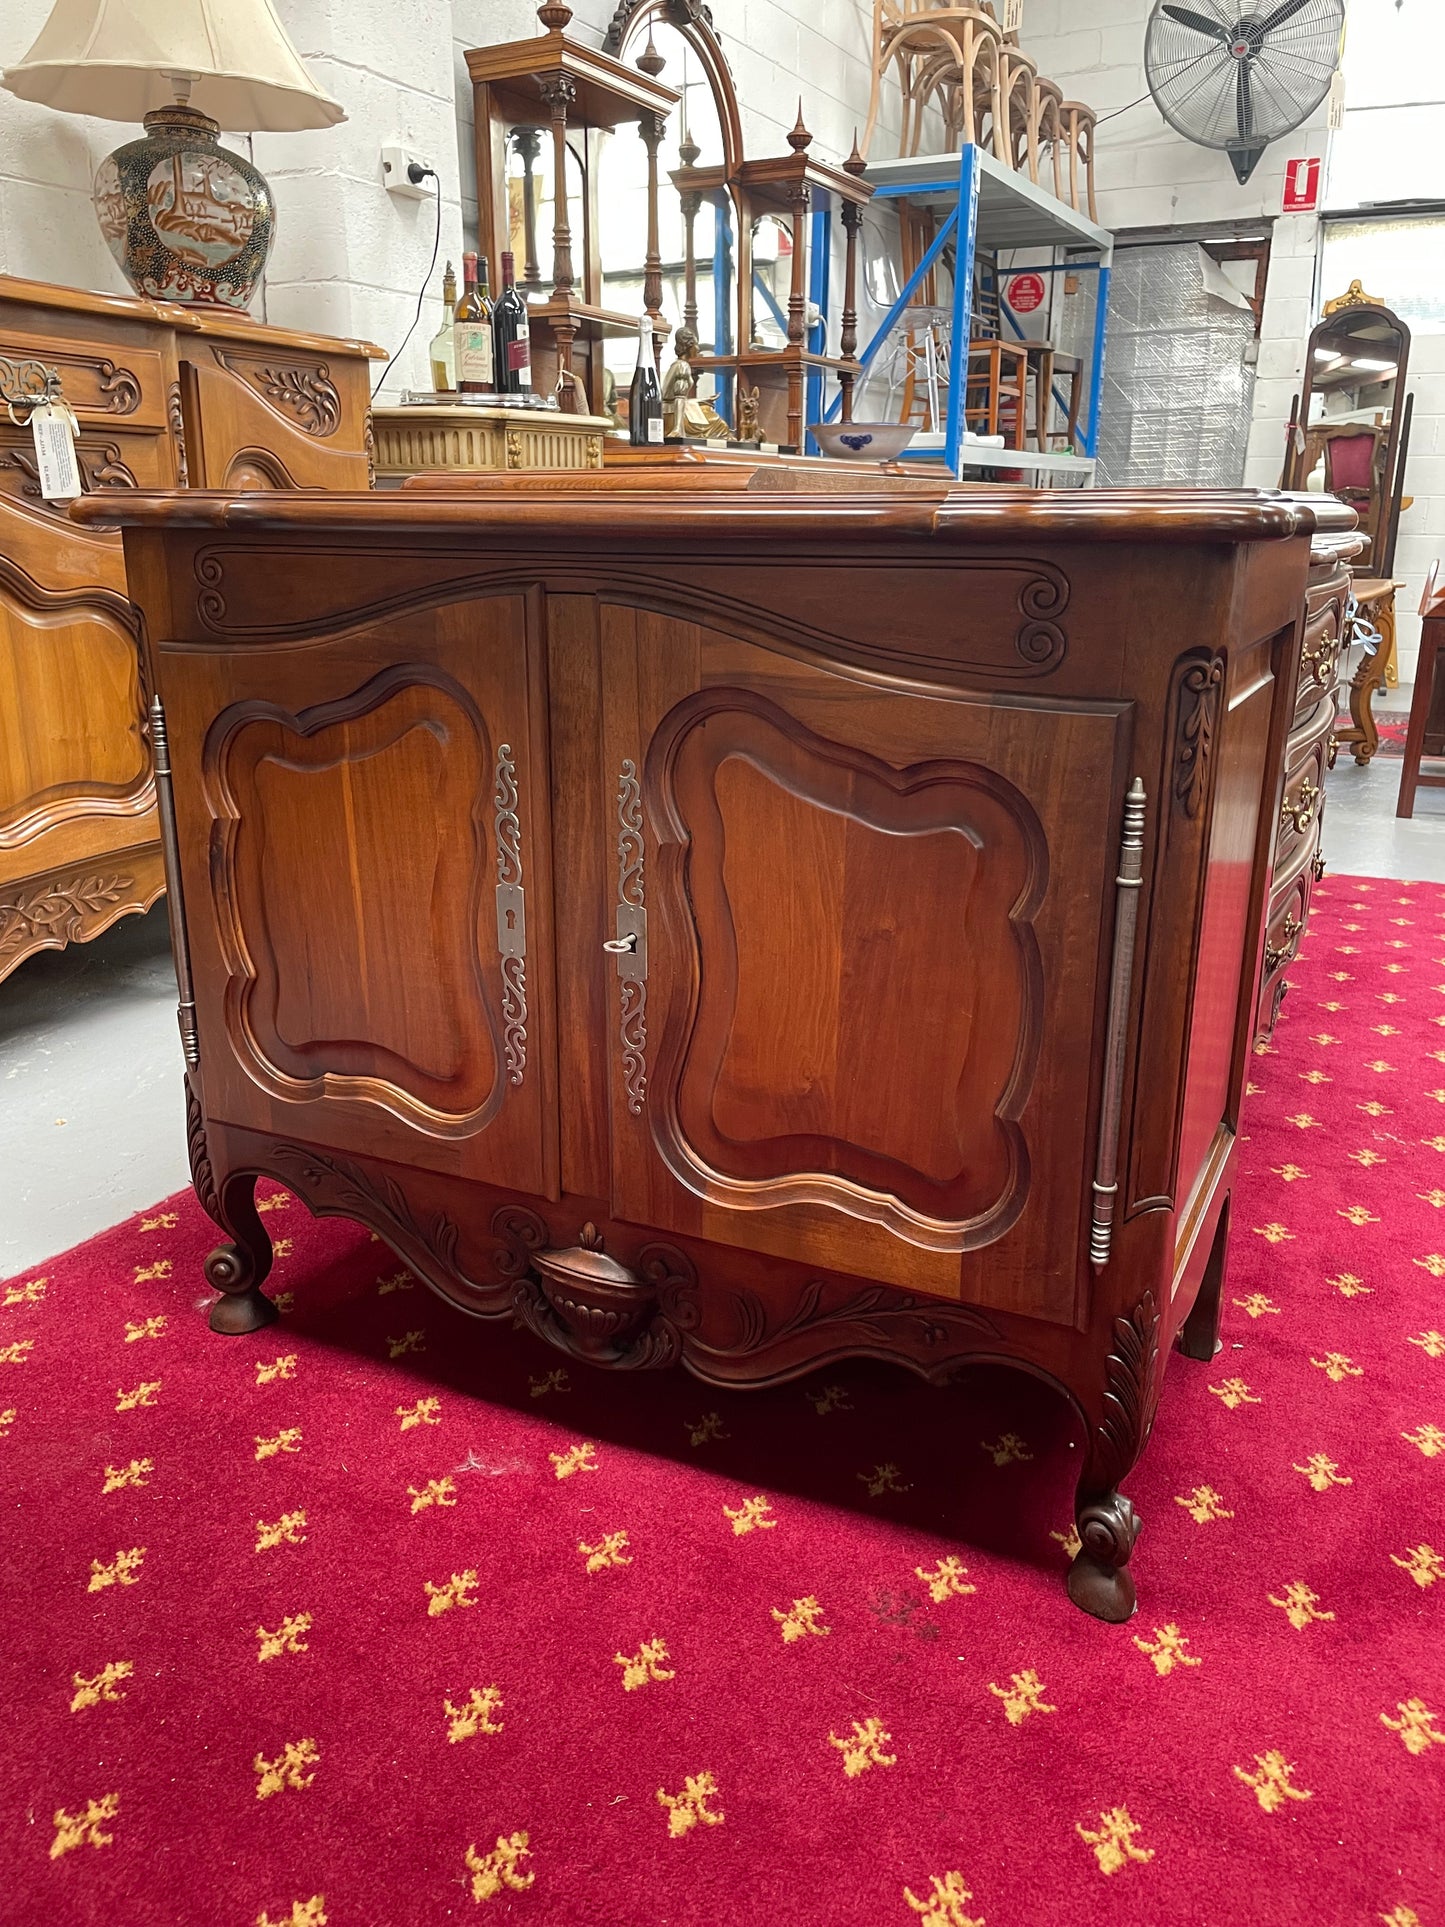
[[204, 1170, 277, 1334]]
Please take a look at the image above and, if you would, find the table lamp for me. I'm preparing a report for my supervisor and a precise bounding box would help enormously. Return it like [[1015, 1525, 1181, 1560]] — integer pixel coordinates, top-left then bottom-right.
[[1, 0, 344, 310]]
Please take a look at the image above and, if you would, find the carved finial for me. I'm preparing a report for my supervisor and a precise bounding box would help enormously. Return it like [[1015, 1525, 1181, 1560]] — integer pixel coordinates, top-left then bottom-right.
[[637, 31, 665, 74], [844, 129, 866, 175], [579, 1221, 605, 1250], [537, 0, 572, 30], [678, 129, 701, 165], [787, 100, 812, 152]]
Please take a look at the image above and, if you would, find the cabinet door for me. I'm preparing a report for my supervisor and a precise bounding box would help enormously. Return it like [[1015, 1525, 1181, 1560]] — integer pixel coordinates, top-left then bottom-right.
[[599, 605, 1130, 1326], [165, 590, 555, 1197]]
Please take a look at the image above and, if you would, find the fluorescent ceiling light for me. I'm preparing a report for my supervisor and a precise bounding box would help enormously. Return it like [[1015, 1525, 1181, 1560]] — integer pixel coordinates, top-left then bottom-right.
[[1352, 357, 1397, 372]]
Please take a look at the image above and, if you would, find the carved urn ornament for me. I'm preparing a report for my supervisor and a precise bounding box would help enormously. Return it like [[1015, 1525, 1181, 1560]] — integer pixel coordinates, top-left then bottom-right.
[[1, 0, 344, 309]]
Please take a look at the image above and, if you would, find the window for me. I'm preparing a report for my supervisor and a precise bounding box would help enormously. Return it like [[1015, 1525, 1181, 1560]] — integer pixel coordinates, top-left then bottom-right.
[[1326, 0, 1445, 208]]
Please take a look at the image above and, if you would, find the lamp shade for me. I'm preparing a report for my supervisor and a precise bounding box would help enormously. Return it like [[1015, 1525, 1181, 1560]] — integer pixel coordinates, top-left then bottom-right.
[[1, 0, 345, 132]]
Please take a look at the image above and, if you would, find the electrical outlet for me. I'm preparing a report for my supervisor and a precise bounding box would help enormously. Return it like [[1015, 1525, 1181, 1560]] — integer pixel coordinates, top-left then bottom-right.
[[381, 146, 437, 199]]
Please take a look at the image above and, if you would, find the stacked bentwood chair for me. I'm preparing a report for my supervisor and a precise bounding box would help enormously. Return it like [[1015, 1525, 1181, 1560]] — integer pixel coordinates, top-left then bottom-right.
[[860, 0, 1098, 457]]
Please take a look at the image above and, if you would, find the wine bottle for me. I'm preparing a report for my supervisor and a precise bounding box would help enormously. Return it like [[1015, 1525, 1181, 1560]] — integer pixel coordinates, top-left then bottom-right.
[[628, 313, 663, 446], [454, 252, 495, 395], [493, 252, 531, 396], [428, 261, 457, 392]]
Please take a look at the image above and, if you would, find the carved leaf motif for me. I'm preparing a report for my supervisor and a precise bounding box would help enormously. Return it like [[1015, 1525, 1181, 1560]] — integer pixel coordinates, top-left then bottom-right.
[[1093, 1290, 1160, 1491], [167, 381, 188, 486], [252, 364, 342, 437], [0, 872, 131, 956], [1174, 657, 1223, 819], [185, 1074, 219, 1222], [709, 1281, 997, 1356]]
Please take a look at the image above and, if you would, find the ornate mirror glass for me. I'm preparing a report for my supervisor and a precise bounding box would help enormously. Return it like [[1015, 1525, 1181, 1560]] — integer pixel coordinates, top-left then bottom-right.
[[1291, 283, 1411, 569]]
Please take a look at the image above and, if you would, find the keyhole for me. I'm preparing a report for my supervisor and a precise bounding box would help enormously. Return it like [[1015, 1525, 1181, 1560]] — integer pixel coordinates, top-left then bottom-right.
[[505, 908, 517, 932]]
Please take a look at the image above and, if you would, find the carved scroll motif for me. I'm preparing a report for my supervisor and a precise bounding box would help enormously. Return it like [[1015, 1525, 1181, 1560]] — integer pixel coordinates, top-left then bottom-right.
[[494, 743, 527, 1086], [0, 442, 138, 503], [1174, 656, 1223, 819], [96, 361, 142, 414], [603, 0, 717, 54], [1015, 568, 1069, 667], [1089, 778, 1147, 1270], [615, 758, 648, 1114]]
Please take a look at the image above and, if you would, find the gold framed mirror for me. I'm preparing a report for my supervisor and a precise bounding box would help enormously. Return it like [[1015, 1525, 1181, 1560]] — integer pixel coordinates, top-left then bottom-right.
[[1285, 281, 1412, 572]]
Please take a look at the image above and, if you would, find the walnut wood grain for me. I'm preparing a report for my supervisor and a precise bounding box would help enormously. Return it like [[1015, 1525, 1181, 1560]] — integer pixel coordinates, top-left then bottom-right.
[[0, 275, 378, 982], [96, 471, 1350, 1620]]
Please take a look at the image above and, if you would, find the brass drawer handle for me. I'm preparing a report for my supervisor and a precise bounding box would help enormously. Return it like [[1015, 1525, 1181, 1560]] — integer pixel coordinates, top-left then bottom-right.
[[1281, 778, 1319, 835], [1265, 911, 1303, 977]]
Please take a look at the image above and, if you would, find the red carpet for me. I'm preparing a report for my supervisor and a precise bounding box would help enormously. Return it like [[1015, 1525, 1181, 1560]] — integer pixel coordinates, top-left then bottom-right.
[[4, 875, 1444, 1927]]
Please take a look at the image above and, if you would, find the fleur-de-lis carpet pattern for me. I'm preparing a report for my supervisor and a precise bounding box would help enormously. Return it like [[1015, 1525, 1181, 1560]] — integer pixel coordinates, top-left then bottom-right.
[[3, 878, 1443, 1925]]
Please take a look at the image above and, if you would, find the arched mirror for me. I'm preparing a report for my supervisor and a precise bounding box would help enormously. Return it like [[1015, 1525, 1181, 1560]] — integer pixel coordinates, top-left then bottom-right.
[[1286, 282, 1412, 572], [503, 125, 586, 304]]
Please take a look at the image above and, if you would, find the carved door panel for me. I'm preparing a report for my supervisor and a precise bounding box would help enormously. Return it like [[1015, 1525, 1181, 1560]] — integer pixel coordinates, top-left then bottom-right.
[[180, 351, 371, 490], [599, 605, 1131, 1325], [164, 591, 554, 1196]]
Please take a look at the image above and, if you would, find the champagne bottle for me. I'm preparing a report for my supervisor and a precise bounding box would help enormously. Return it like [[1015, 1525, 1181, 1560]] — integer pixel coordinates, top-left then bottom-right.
[[493, 252, 531, 395], [628, 313, 663, 446], [428, 261, 457, 392], [454, 252, 495, 395]]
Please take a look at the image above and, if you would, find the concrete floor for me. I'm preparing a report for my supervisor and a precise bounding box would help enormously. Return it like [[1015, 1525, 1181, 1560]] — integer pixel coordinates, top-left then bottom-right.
[[2, 709, 1443, 1281]]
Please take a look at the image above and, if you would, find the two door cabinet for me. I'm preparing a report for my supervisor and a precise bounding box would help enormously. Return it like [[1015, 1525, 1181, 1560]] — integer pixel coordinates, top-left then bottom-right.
[[81, 471, 1346, 1618]]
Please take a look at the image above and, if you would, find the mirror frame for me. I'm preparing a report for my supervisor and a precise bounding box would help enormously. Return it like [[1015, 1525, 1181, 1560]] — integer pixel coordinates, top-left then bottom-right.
[[1286, 280, 1412, 572]]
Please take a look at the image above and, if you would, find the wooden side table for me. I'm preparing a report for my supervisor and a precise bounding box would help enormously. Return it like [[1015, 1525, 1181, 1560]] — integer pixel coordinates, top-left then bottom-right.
[[1397, 563, 1445, 817], [1333, 576, 1401, 767]]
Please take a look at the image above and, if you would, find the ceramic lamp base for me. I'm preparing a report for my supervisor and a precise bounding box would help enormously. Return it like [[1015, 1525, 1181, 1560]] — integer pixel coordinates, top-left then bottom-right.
[[93, 105, 275, 310]]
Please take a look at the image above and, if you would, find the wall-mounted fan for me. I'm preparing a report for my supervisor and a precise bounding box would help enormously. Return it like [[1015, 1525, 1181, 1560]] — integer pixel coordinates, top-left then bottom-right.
[[1144, 0, 1346, 184]]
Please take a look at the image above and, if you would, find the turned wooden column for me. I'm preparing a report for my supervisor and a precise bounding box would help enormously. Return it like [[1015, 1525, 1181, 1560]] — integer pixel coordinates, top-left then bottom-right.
[[639, 109, 668, 348], [539, 75, 576, 297], [512, 126, 544, 291], [839, 199, 863, 426], [678, 128, 702, 341]]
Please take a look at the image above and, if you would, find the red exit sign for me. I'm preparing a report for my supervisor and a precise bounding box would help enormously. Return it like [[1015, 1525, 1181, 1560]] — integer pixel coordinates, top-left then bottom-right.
[[1283, 157, 1321, 212]]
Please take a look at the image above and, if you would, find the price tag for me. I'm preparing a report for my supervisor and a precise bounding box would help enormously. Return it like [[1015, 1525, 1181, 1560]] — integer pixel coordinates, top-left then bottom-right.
[[1002, 0, 1023, 31], [29, 399, 83, 502]]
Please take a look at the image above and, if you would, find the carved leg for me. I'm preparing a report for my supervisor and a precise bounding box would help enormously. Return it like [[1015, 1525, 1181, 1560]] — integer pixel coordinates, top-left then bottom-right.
[[1067, 1488, 1141, 1623], [205, 1171, 278, 1334], [1349, 647, 1383, 765], [186, 1076, 276, 1334], [1177, 1195, 1228, 1361], [1065, 1289, 1159, 1622]]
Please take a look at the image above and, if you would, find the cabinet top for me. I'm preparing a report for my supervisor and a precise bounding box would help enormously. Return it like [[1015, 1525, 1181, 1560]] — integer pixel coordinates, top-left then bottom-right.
[[73, 478, 1355, 548], [0, 273, 386, 361]]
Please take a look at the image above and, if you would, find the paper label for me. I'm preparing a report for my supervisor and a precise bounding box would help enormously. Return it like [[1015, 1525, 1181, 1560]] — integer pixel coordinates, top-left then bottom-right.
[[507, 336, 531, 373], [1327, 70, 1346, 131], [647, 416, 664, 443], [455, 324, 493, 384], [30, 400, 82, 502], [1002, 0, 1022, 32]]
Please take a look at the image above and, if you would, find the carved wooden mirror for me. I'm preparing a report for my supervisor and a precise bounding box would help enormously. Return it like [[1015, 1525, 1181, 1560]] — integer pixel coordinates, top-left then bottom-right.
[[1285, 281, 1412, 572]]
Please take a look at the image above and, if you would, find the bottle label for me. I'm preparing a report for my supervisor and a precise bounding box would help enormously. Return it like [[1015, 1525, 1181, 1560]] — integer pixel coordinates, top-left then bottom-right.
[[646, 416, 664, 444], [456, 326, 493, 384], [507, 336, 531, 380]]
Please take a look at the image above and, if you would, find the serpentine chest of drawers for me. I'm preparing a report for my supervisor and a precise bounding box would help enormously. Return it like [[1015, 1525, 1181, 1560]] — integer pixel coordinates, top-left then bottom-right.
[[80, 471, 1345, 1619], [0, 274, 378, 980]]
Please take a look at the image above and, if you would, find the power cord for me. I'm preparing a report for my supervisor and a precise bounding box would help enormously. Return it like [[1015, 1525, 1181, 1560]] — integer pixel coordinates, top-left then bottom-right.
[[374, 162, 443, 396]]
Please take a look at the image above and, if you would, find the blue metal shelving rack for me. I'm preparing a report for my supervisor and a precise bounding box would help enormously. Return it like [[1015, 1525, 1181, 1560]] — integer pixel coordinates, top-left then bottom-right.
[[823, 142, 1113, 482]]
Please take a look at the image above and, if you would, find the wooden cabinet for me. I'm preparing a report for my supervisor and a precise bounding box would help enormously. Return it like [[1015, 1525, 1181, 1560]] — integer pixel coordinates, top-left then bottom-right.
[[86, 471, 1346, 1621], [0, 275, 379, 980]]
